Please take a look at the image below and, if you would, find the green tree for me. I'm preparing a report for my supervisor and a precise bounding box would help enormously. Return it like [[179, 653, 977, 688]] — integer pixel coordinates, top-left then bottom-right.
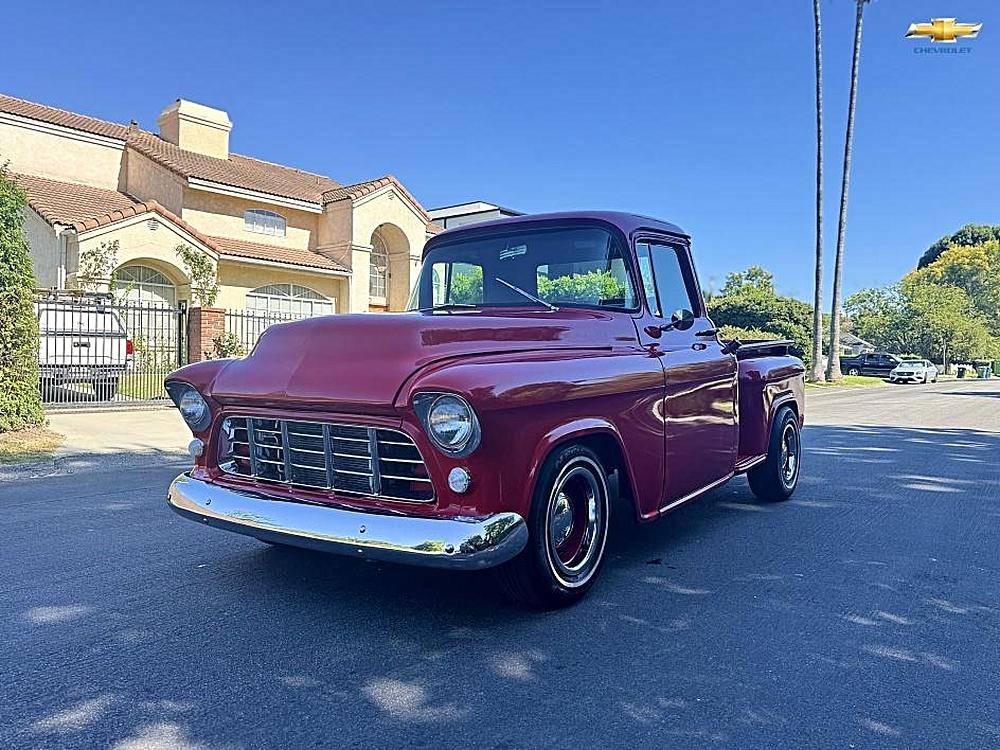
[[537, 270, 627, 305], [918, 224, 1000, 269], [175, 243, 219, 307], [907, 241, 1000, 336], [846, 279, 998, 371], [448, 264, 483, 305], [0, 165, 43, 432], [719, 265, 776, 296], [708, 266, 813, 361], [902, 278, 997, 370], [844, 285, 910, 353]]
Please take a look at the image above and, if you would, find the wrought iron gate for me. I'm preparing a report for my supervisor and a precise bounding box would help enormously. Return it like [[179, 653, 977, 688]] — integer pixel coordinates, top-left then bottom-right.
[[35, 294, 186, 407]]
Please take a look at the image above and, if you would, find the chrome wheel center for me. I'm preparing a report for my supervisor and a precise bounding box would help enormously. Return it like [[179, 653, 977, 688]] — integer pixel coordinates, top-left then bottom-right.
[[780, 423, 799, 486], [544, 458, 609, 589], [551, 492, 574, 547]]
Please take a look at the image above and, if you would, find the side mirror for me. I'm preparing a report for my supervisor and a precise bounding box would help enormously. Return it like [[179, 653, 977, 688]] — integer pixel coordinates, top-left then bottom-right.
[[669, 308, 695, 331], [644, 308, 696, 337]]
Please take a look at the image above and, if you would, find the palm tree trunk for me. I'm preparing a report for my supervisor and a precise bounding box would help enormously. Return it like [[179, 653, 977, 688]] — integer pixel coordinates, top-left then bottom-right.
[[827, 0, 868, 381], [809, 0, 825, 381]]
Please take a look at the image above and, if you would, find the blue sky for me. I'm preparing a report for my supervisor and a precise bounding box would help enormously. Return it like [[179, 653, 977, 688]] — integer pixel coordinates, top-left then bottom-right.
[[2, 1, 997, 300]]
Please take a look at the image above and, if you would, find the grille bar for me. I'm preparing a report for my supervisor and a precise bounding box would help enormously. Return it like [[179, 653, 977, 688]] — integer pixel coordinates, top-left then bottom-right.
[[219, 416, 434, 503]]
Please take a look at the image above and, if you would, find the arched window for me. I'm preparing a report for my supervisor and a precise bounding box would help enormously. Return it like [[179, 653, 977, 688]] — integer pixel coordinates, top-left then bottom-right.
[[244, 209, 286, 237], [113, 264, 176, 307], [246, 283, 333, 317], [369, 230, 389, 299]]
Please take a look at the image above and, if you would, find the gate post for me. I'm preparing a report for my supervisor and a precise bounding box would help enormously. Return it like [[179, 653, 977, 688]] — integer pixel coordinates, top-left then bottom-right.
[[187, 306, 226, 363]]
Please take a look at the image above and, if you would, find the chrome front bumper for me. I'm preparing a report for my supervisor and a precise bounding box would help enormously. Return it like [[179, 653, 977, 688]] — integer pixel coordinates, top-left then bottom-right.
[[167, 473, 528, 570]]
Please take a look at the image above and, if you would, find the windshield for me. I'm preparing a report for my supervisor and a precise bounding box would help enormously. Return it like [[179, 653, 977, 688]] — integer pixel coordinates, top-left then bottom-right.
[[898, 361, 924, 369], [409, 225, 638, 311]]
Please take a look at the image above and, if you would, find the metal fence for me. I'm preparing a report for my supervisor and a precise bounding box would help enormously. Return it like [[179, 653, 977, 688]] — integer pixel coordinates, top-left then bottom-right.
[[224, 308, 308, 356], [35, 294, 186, 407]]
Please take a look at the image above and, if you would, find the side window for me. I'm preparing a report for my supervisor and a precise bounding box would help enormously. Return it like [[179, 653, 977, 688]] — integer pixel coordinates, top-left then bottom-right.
[[635, 243, 660, 315], [644, 242, 695, 319]]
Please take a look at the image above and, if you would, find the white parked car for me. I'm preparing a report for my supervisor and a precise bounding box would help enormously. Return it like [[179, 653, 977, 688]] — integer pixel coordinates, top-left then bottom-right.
[[889, 359, 938, 384]]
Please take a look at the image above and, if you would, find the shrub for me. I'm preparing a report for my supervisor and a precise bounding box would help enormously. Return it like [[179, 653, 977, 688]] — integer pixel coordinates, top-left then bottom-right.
[[0, 165, 43, 432], [209, 332, 246, 360], [175, 243, 219, 307]]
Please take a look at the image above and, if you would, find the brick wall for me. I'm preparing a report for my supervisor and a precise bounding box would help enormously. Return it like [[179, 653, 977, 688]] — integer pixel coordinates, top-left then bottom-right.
[[187, 307, 225, 363]]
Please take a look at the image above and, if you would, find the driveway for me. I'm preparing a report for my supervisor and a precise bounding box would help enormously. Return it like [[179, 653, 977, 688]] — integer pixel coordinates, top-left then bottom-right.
[[2, 379, 998, 748]]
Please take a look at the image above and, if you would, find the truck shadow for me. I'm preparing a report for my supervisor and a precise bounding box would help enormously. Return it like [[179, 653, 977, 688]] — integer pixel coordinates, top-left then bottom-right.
[[231, 423, 1000, 613]]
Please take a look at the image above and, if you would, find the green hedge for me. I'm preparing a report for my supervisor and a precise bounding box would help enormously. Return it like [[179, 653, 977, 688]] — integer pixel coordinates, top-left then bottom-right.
[[0, 165, 43, 432]]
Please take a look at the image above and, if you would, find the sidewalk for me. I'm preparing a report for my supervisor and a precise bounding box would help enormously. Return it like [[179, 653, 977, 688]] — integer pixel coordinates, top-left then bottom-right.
[[47, 408, 190, 457]]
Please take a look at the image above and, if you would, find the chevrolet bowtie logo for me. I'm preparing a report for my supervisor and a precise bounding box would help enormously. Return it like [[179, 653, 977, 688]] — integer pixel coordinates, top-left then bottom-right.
[[906, 18, 982, 43]]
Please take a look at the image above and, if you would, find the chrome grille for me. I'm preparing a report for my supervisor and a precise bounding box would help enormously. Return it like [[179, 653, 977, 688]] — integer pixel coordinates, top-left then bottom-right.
[[219, 416, 434, 503]]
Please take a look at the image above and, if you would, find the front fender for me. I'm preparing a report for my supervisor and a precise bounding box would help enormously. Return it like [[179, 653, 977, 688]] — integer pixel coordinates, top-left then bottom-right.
[[398, 348, 663, 520]]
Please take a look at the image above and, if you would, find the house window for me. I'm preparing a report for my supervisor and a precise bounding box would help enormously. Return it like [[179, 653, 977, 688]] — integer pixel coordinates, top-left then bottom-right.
[[244, 209, 286, 237], [113, 264, 176, 307], [246, 284, 333, 317], [369, 230, 389, 299]]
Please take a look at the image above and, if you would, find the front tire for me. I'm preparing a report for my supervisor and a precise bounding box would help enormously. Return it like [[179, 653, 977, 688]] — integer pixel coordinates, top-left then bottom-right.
[[748, 408, 801, 502], [495, 444, 610, 609]]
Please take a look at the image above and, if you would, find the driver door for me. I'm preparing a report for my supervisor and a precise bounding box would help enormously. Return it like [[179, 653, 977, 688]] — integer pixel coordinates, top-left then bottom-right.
[[634, 239, 738, 510]]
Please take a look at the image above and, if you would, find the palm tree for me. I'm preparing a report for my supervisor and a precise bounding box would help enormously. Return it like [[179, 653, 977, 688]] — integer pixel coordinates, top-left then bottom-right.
[[809, 0, 825, 382], [827, 0, 871, 381]]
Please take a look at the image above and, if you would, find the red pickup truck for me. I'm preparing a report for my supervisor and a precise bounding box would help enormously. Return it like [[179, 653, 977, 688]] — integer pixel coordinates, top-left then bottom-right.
[[166, 212, 805, 607]]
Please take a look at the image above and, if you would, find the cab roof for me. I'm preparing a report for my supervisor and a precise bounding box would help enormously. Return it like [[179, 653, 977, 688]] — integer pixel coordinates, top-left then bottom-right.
[[424, 211, 689, 257]]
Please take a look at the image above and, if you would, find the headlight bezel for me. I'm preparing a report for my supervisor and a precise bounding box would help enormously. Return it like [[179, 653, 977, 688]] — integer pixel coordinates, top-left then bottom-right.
[[166, 381, 212, 433], [413, 392, 481, 457]]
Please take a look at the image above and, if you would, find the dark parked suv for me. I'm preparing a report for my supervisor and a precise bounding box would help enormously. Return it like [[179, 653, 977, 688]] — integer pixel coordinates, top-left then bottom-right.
[[839, 351, 900, 377]]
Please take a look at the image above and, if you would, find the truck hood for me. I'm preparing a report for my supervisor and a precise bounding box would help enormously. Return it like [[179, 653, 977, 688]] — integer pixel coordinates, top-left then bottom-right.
[[209, 309, 636, 411]]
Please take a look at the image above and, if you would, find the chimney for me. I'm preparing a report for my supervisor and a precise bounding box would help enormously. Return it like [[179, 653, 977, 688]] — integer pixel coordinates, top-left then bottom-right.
[[156, 99, 232, 159]]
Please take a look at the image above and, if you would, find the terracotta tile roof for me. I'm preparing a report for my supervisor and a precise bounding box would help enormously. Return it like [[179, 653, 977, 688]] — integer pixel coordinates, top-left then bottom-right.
[[0, 93, 340, 204], [0, 94, 129, 140], [208, 236, 349, 273], [323, 175, 430, 220], [127, 131, 341, 204], [12, 173, 224, 253], [13, 173, 138, 227]]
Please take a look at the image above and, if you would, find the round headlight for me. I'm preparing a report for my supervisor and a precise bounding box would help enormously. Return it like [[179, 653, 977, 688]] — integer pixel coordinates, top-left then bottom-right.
[[425, 394, 480, 454], [178, 388, 210, 431], [428, 395, 474, 449]]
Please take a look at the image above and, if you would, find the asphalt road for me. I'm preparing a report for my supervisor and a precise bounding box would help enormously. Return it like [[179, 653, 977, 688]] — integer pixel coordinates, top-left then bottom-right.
[[2, 378, 999, 749]]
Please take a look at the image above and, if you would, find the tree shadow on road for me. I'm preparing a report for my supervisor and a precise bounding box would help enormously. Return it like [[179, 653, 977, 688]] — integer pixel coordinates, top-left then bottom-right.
[[7, 424, 1000, 749]]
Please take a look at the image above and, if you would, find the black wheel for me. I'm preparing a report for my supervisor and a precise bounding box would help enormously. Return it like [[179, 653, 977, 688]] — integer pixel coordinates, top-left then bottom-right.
[[495, 444, 610, 609], [748, 408, 800, 502], [94, 378, 119, 401], [847, 367, 860, 376]]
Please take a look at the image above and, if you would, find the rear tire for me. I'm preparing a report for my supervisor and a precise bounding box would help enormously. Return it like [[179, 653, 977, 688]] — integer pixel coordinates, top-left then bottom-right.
[[848, 367, 860, 376], [94, 378, 119, 401], [495, 444, 610, 609], [748, 408, 800, 502]]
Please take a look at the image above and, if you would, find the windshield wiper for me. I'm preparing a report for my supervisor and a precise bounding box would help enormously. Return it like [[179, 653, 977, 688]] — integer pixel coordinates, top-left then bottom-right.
[[494, 277, 558, 312], [418, 302, 481, 313]]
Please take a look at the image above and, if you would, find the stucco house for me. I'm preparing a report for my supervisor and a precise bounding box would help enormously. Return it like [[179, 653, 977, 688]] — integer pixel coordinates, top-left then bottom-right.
[[0, 93, 442, 317]]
